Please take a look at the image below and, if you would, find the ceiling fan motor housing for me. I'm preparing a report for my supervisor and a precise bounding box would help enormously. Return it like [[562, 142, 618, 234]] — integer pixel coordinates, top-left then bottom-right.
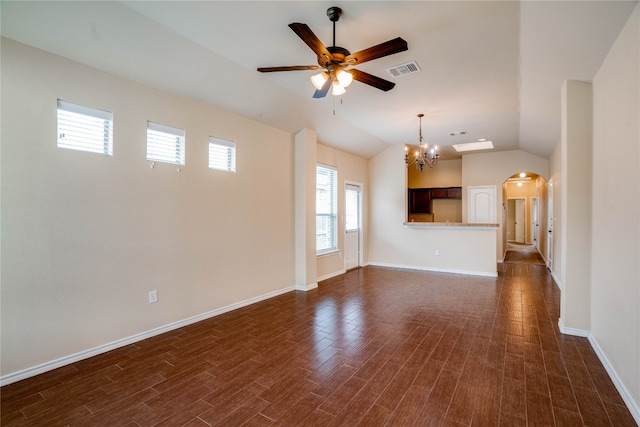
[[327, 7, 342, 22]]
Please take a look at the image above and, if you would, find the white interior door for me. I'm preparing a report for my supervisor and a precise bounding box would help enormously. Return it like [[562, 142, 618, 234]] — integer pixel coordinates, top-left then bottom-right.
[[468, 185, 497, 223], [515, 199, 525, 243], [547, 180, 554, 269], [345, 183, 361, 270], [531, 198, 538, 246]]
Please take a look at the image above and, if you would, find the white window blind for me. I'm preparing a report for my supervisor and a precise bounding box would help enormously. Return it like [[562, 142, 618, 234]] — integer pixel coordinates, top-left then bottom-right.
[[209, 136, 236, 172], [316, 165, 337, 254], [57, 99, 113, 155], [147, 121, 185, 165]]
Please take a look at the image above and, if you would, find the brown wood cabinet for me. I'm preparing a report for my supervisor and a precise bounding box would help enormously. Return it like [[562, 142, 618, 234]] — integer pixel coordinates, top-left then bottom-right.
[[447, 187, 462, 199], [409, 188, 431, 213], [408, 187, 461, 214]]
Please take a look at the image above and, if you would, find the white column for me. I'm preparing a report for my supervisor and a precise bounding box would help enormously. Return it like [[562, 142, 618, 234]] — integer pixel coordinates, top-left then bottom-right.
[[294, 128, 318, 291]]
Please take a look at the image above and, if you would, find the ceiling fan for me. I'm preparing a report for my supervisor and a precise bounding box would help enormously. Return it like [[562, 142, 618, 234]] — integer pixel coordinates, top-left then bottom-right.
[[257, 6, 408, 98]]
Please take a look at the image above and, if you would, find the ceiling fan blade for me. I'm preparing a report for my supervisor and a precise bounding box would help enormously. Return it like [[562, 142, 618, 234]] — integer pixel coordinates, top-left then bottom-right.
[[344, 37, 408, 65], [257, 65, 320, 72], [288, 23, 333, 63], [312, 76, 333, 98], [348, 69, 396, 92]]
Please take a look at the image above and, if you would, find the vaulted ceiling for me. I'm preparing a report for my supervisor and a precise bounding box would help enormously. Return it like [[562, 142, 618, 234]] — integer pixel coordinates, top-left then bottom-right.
[[2, 1, 637, 159]]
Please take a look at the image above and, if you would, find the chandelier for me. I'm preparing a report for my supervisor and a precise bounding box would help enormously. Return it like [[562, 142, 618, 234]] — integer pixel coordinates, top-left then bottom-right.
[[405, 113, 439, 172]]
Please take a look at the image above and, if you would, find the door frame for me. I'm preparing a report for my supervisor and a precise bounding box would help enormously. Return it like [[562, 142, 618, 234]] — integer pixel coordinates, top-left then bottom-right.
[[547, 179, 554, 270], [506, 197, 526, 243], [531, 197, 538, 248], [344, 181, 363, 270]]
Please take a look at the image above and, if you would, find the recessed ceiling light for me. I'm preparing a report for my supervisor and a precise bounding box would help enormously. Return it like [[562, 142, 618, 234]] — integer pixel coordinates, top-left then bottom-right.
[[519, 172, 526, 178], [478, 138, 487, 142], [452, 140, 494, 152]]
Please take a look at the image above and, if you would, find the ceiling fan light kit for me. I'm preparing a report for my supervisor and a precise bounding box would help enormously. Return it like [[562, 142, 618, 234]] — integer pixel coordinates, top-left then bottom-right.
[[257, 6, 408, 98], [405, 113, 440, 172]]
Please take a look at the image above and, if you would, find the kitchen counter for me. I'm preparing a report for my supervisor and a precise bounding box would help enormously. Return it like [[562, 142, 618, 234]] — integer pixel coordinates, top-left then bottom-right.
[[404, 222, 499, 229]]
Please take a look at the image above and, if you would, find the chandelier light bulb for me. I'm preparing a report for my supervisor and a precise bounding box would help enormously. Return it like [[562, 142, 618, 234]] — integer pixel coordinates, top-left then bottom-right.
[[332, 81, 346, 96], [336, 69, 353, 88], [310, 72, 329, 90]]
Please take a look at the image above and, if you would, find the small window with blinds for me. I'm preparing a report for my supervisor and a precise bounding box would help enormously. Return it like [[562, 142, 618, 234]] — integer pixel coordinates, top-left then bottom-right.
[[316, 164, 337, 254], [147, 121, 185, 165], [209, 136, 236, 172], [57, 100, 113, 155]]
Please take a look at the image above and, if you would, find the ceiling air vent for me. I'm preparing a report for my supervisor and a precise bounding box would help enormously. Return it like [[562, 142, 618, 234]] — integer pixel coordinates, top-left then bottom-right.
[[386, 61, 421, 77]]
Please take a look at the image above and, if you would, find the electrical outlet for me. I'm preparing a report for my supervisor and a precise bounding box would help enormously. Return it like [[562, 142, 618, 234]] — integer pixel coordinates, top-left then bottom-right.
[[435, 249, 440, 256], [148, 290, 158, 304]]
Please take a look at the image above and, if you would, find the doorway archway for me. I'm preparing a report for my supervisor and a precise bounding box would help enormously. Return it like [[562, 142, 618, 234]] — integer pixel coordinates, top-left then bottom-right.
[[501, 172, 549, 263]]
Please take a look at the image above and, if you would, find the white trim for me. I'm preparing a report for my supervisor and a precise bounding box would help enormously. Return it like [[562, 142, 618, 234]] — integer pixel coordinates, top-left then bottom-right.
[[317, 269, 346, 282], [558, 321, 640, 425], [368, 262, 498, 278], [550, 269, 563, 290], [0, 285, 295, 387], [317, 249, 340, 258], [557, 318, 589, 337], [295, 282, 318, 292], [588, 334, 640, 425], [344, 180, 364, 271]]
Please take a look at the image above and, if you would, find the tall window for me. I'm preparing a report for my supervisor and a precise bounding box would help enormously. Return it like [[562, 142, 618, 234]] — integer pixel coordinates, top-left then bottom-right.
[[146, 121, 185, 165], [209, 136, 236, 172], [57, 99, 113, 155], [316, 165, 337, 254]]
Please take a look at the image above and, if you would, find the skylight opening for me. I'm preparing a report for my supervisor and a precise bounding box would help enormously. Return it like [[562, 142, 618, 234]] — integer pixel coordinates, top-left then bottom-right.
[[452, 140, 494, 152]]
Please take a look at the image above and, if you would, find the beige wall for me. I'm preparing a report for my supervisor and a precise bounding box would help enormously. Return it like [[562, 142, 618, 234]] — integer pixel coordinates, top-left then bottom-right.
[[462, 150, 549, 259], [1, 39, 297, 377], [316, 143, 369, 280], [368, 144, 498, 276], [560, 80, 593, 332], [591, 4, 639, 413], [408, 159, 462, 188]]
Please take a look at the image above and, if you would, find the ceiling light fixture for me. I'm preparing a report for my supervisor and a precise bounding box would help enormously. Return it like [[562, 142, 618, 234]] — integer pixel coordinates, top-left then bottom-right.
[[405, 113, 439, 172], [311, 66, 353, 96]]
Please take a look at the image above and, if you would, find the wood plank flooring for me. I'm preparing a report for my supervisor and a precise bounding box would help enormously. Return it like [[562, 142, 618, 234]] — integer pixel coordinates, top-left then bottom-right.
[[1, 262, 636, 426]]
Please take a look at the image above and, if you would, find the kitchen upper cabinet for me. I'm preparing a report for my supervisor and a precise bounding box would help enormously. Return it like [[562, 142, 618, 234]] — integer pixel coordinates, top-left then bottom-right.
[[447, 187, 462, 199], [408, 187, 462, 214], [409, 188, 431, 213]]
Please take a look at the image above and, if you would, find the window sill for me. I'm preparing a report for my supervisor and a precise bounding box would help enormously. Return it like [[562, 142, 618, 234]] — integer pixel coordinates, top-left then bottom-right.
[[317, 249, 341, 258]]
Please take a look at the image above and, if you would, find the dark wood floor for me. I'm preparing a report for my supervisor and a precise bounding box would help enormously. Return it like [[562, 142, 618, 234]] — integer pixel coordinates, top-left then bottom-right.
[[1, 259, 636, 426]]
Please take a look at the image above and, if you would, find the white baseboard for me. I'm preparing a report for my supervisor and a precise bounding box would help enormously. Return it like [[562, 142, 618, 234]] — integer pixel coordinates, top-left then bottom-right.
[[588, 334, 640, 425], [295, 282, 318, 291], [367, 262, 498, 278], [317, 269, 346, 283], [558, 320, 640, 424], [557, 318, 589, 337], [0, 285, 296, 387]]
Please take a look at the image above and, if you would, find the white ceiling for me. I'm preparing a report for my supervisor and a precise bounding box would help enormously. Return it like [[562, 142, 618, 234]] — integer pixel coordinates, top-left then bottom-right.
[[1, 1, 637, 159]]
